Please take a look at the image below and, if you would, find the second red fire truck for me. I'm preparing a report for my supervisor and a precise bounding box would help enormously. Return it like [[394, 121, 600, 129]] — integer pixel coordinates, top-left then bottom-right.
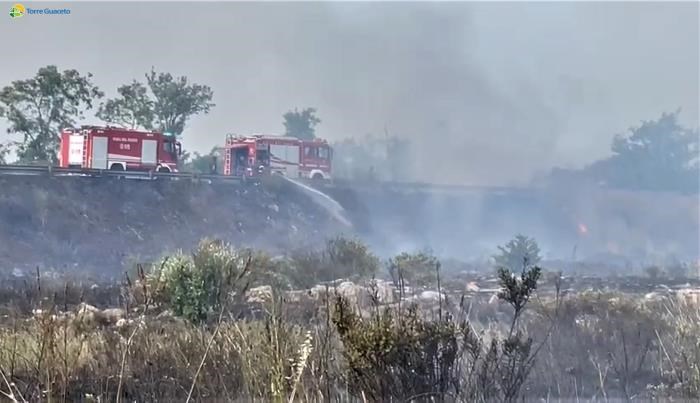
[[222, 134, 333, 180]]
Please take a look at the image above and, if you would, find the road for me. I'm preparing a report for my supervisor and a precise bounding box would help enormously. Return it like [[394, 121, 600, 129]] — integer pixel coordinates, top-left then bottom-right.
[[0, 164, 537, 196]]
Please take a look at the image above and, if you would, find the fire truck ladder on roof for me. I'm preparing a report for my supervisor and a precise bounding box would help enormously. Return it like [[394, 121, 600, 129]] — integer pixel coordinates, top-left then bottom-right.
[[223, 147, 232, 175], [81, 132, 89, 168], [224, 133, 242, 176]]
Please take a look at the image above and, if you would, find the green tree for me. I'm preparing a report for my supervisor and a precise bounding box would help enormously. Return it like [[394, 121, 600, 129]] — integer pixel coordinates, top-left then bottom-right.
[[98, 68, 214, 136], [388, 251, 440, 288], [181, 147, 222, 174], [587, 111, 698, 193], [283, 107, 320, 140], [493, 234, 541, 272], [96, 81, 154, 130], [147, 68, 215, 136], [0, 65, 103, 163]]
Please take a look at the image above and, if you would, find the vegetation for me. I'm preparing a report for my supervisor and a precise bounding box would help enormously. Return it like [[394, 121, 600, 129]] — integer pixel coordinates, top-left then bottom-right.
[[493, 234, 541, 272], [180, 147, 222, 174], [283, 107, 321, 140], [331, 133, 412, 182], [548, 110, 699, 194], [147, 239, 254, 324], [97, 68, 215, 136], [0, 235, 697, 402], [0, 65, 103, 163], [285, 236, 381, 288], [591, 110, 699, 193], [388, 250, 440, 288]]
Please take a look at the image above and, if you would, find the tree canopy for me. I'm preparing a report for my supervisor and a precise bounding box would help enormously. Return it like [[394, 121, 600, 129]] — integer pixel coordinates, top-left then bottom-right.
[[586, 111, 698, 193], [97, 68, 215, 136], [0, 65, 103, 163], [493, 234, 541, 272], [181, 147, 222, 174], [545, 111, 699, 194], [96, 81, 154, 130], [283, 107, 321, 140]]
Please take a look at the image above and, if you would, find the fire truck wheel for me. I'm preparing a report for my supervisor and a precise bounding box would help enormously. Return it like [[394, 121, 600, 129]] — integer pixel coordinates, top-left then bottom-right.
[[109, 163, 125, 179], [312, 173, 324, 180], [157, 166, 170, 173]]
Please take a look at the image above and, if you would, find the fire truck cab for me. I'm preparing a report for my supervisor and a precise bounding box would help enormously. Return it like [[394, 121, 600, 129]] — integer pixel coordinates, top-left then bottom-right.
[[223, 134, 332, 180], [59, 126, 181, 172]]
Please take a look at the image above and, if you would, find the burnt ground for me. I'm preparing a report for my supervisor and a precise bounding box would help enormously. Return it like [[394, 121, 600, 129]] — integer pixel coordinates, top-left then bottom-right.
[[0, 175, 350, 276], [1, 173, 697, 280]]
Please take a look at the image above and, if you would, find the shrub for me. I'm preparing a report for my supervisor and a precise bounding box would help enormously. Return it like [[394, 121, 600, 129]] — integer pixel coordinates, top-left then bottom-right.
[[287, 236, 379, 288], [387, 251, 440, 288], [332, 258, 545, 401], [149, 239, 253, 324], [332, 297, 462, 401], [528, 291, 666, 399]]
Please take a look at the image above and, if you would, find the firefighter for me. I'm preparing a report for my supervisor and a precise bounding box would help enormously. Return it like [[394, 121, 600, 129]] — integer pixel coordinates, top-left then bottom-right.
[[210, 155, 218, 174]]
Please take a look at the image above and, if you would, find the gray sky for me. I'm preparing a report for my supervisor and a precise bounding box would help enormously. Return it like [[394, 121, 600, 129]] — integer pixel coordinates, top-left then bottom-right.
[[1, 1, 698, 185]]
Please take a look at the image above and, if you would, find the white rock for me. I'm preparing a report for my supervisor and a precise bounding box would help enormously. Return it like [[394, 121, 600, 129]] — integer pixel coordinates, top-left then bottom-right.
[[418, 290, 443, 302], [246, 285, 273, 304], [466, 281, 480, 292]]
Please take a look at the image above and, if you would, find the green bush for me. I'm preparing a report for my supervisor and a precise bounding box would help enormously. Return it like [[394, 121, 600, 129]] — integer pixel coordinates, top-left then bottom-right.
[[149, 239, 253, 324], [287, 236, 380, 288], [387, 251, 440, 288]]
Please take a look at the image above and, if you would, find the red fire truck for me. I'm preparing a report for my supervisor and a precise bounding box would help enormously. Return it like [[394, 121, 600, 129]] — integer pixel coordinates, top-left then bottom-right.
[[59, 126, 182, 172], [222, 134, 332, 180]]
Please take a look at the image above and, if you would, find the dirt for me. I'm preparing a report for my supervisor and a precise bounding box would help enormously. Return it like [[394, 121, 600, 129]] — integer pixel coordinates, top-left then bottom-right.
[[0, 175, 348, 276]]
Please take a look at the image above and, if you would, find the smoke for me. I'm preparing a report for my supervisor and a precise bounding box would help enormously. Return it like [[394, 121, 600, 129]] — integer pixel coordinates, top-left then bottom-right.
[[272, 2, 566, 185], [0, 2, 697, 265], [1, 2, 696, 186], [343, 184, 700, 266]]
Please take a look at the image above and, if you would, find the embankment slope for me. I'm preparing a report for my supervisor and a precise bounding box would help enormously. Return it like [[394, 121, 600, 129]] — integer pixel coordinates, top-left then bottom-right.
[[0, 175, 349, 275]]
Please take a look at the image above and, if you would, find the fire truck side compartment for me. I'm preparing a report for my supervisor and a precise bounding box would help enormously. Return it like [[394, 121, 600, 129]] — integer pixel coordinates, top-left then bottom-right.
[[91, 136, 108, 169], [141, 139, 157, 165]]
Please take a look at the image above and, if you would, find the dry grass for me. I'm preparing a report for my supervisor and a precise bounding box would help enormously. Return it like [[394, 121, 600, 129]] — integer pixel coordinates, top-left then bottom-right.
[[0, 241, 698, 402]]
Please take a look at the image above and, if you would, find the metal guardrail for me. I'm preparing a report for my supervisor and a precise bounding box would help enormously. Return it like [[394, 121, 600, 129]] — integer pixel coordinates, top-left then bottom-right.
[[0, 164, 243, 183], [0, 164, 535, 195]]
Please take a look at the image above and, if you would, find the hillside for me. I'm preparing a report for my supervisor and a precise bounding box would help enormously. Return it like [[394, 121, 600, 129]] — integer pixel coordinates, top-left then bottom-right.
[[0, 175, 350, 275]]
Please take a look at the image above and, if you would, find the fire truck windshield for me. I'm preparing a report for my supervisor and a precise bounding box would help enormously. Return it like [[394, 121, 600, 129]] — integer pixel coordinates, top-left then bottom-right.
[[163, 140, 180, 157], [304, 146, 330, 160], [318, 147, 329, 160]]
